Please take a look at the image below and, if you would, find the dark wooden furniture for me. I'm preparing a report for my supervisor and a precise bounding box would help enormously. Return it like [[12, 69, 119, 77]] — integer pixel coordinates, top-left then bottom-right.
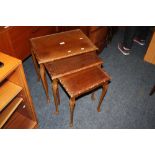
[[59, 67, 111, 127], [45, 52, 103, 112], [0, 52, 38, 128], [30, 29, 98, 103], [45, 52, 102, 79], [0, 26, 109, 61], [30, 29, 111, 127], [88, 26, 109, 53], [59, 26, 109, 53], [0, 26, 58, 60]]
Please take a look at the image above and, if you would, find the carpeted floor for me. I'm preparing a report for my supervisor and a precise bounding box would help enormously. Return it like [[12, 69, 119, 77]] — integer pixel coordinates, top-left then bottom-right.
[[23, 29, 155, 128]]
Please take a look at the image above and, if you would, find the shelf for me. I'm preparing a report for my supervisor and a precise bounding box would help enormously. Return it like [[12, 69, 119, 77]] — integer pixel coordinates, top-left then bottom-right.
[[3, 111, 37, 129], [0, 52, 37, 129], [0, 52, 21, 82], [0, 97, 23, 128], [0, 81, 22, 112]]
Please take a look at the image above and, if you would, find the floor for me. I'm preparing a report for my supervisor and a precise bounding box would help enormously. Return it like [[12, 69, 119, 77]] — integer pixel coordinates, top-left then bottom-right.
[[23, 29, 155, 128]]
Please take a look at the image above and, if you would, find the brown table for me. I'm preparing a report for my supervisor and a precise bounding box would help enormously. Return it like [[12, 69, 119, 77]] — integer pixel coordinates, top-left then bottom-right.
[[58, 66, 110, 126], [30, 29, 100, 105]]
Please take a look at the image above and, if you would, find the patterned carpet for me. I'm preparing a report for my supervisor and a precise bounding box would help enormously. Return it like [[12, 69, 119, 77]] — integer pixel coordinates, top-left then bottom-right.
[[23, 29, 155, 128]]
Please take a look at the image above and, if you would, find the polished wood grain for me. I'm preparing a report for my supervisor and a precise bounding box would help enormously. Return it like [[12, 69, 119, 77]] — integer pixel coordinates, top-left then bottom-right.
[[31, 29, 99, 104], [46, 52, 103, 113], [59, 67, 111, 126], [60, 67, 111, 97], [0, 97, 23, 128], [60, 26, 109, 53], [45, 52, 103, 80], [0, 81, 22, 112], [0, 26, 109, 60], [31, 29, 98, 64]]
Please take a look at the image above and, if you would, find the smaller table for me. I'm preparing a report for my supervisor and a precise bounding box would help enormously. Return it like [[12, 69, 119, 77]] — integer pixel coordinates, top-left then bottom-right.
[[30, 29, 98, 103], [45, 52, 103, 111], [59, 66, 111, 127]]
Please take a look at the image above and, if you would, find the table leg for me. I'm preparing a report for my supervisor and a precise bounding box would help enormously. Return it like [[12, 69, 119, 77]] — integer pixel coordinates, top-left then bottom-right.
[[52, 79, 60, 114], [91, 64, 102, 101], [31, 49, 40, 81], [97, 83, 108, 112], [40, 64, 50, 103], [69, 97, 75, 127]]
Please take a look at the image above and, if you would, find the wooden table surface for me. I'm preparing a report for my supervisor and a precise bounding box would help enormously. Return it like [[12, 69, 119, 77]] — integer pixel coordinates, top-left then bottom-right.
[[45, 52, 103, 80], [31, 29, 98, 64], [30, 29, 99, 104]]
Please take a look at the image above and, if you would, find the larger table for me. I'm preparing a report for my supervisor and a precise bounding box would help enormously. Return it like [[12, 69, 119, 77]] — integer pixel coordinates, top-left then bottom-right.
[[30, 29, 102, 107]]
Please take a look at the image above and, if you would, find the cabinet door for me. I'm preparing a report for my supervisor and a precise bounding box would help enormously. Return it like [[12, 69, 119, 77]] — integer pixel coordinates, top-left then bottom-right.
[[89, 27, 108, 53], [89, 27, 108, 44], [7, 26, 58, 60], [0, 28, 15, 57], [8, 26, 33, 60]]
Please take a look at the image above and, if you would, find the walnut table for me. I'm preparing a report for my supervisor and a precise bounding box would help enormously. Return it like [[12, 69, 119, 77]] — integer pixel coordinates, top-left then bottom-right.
[[30, 29, 98, 104]]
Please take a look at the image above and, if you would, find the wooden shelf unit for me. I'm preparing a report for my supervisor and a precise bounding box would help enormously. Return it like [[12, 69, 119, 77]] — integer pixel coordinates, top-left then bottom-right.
[[0, 97, 23, 128], [0, 81, 22, 112], [0, 52, 38, 129], [0, 26, 58, 60], [3, 109, 37, 129]]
